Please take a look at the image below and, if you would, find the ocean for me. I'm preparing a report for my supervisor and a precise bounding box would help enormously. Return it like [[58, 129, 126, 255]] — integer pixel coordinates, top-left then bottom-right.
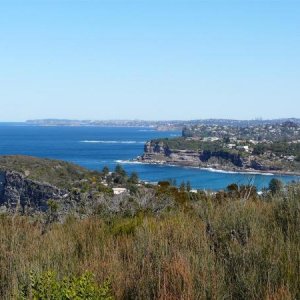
[[0, 123, 298, 190]]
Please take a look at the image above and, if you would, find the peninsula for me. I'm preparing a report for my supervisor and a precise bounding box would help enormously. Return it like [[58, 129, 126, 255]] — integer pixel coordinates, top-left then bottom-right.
[[26, 118, 300, 131], [137, 120, 300, 175]]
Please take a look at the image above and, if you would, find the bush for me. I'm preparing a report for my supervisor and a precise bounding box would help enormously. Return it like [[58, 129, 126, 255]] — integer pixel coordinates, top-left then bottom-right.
[[19, 271, 113, 300], [269, 178, 283, 195]]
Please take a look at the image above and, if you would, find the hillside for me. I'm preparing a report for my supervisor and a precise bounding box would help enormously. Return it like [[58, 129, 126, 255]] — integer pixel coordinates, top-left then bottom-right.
[[0, 155, 300, 298], [137, 129, 300, 174], [0, 155, 178, 218], [1, 180, 300, 299], [0, 155, 90, 189]]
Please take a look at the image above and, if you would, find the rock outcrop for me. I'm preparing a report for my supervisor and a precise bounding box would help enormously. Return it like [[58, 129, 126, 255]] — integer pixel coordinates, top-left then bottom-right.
[[141, 141, 200, 166], [0, 155, 175, 219], [138, 140, 284, 172], [0, 170, 70, 214], [200, 150, 244, 167]]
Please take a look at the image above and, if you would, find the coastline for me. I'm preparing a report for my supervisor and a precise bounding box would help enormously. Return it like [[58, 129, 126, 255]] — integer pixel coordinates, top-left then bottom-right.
[[128, 159, 300, 177]]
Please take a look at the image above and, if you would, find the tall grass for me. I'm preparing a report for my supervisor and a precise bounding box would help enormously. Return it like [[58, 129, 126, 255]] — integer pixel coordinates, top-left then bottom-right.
[[0, 189, 300, 299]]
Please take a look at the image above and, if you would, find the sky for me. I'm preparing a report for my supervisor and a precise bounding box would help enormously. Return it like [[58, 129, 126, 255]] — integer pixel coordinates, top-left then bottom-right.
[[0, 0, 299, 121]]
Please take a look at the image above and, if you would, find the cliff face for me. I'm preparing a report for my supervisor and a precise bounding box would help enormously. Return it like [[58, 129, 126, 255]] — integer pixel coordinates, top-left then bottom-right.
[[141, 141, 200, 166], [0, 155, 176, 219], [138, 140, 281, 171], [200, 150, 244, 167], [0, 170, 70, 214]]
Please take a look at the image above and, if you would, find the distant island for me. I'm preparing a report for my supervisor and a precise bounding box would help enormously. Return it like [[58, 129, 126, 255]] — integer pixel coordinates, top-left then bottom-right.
[[137, 120, 300, 175]]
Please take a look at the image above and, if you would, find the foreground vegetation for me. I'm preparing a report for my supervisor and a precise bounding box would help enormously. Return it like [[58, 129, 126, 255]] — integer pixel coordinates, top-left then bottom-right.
[[1, 181, 300, 299]]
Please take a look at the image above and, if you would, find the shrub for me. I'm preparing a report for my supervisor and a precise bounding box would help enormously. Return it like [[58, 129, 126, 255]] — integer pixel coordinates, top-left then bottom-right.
[[19, 271, 113, 300], [269, 178, 283, 195]]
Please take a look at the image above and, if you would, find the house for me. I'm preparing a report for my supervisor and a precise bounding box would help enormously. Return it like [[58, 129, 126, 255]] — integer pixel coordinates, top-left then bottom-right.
[[227, 144, 236, 149], [236, 145, 249, 152], [112, 187, 127, 195]]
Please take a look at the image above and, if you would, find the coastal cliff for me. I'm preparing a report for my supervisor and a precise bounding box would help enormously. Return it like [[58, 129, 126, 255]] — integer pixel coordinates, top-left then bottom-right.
[[0, 170, 70, 214], [0, 155, 176, 219], [0, 156, 105, 218], [138, 140, 289, 173]]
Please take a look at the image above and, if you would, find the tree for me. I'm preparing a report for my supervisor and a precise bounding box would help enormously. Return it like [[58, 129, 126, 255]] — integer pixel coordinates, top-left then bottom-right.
[[129, 172, 139, 184], [269, 178, 283, 195], [186, 181, 191, 192], [102, 166, 109, 176], [115, 164, 126, 177]]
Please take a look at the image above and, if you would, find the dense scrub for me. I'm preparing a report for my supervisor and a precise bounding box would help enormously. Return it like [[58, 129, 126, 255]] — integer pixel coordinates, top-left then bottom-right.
[[151, 137, 226, 152], [0, 155, 90, 189], [0, 185, 300, 299]]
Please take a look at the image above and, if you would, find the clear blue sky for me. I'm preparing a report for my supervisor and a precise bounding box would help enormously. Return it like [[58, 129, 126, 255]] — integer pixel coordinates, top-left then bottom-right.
[[0, 0, 299, 121]]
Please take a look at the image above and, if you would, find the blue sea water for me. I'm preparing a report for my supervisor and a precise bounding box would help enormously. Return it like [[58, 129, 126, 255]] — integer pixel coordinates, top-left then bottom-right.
[[0, 123, 299, 191]]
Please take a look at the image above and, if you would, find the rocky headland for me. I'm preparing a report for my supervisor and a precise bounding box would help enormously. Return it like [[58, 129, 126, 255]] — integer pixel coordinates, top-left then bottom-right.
[[137, 140, 300, 175], [0, 155, 176, 220]]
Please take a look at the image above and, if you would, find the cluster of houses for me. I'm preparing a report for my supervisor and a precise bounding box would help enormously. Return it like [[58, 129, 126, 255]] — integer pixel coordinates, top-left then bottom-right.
[[183, 121, 300, 143]]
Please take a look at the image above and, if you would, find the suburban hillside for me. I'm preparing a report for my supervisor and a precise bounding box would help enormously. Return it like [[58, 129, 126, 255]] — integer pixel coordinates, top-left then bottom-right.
[[138, 122, 300, 174]]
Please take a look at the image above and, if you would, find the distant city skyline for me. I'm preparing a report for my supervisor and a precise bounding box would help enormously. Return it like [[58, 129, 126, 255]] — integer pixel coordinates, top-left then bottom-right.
[[0, 0, 299, 121]]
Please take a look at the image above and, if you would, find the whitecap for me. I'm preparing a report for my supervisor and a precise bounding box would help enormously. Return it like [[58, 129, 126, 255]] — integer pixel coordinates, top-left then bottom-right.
[[114, 160, 144, 164], [138, 129, 156, 132]]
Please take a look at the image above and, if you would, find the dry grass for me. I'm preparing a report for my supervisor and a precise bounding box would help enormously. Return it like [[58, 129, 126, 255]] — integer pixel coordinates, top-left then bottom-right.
[[0, 190, 300, 299]]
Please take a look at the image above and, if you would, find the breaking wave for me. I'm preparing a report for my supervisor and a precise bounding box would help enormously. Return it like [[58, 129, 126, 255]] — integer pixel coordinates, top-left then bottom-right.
[[201, 167, 274, 176], [115, 160, 275, 176], [115, 160, 143, 164]]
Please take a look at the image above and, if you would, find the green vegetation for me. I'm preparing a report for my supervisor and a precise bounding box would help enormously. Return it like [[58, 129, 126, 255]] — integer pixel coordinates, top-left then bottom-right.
[[152, 137, 232, 152], [1, 155, 300, 298], [1, 182, 300, 299], [269, 178, 284, 195], [128, 172, 139, 184], [0, 155, 93, 189], [153, 138, 300, 159], [19, 271, 113, 300], [102, 166, 110, 176], [253, 142, 300, 157]]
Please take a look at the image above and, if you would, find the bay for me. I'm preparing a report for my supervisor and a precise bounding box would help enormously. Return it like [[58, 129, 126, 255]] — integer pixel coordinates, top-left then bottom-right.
[[0, 123, 298, 190]]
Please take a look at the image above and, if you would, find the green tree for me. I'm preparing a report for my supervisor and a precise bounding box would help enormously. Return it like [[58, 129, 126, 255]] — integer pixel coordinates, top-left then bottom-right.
[[269, 178, 283, 195], [102, 166, 109, 176], [128, 172, 139, 184], [115, 164, 126, 177]]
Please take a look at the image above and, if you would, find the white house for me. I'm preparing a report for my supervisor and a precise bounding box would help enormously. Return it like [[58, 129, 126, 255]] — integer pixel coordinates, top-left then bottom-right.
[[112, 187, 127, 195]]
